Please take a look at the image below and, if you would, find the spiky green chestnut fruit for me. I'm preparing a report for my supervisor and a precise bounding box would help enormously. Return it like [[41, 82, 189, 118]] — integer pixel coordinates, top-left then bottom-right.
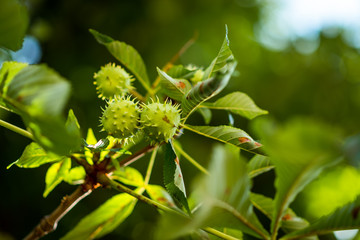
[[94, 63, 134, 99], [141, 100, 181, 144], [101, 97, 140, 140]]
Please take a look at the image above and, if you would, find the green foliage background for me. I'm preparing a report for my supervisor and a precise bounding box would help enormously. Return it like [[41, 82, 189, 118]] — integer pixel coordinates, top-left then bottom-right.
[[0, 0, 359, 239]]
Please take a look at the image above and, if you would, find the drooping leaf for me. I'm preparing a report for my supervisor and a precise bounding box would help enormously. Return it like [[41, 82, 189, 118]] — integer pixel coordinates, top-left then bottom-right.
[[250, 193, 316, 239], [25, 115, 82, 156], [163, 140, 190, 213], [202, 25, 234, 80], [183, 124, 264, 155], [198, 144, 269, 238], [247, 155, 274, 178], [157, 67, 192, 101], [204, 92, 268, 120], [1, 64, 81, 155], [89, 29, 151, 91], [157, 144, 269, 239], [181, 59, 237, 121], [197, 107, 212, 125], [61, 193, 138, 240], [282, 196, 360, 240], [0, 0, 29, 51], [64, 166, 86, 185], [6, 64, 71, 116], [253, 118, 343, 235], [43, 158, 71, 197], [7, 142, 62, 169], [111, 167, 144, 187], [146, 184, 176, 208], [0, 61, 28, 102]]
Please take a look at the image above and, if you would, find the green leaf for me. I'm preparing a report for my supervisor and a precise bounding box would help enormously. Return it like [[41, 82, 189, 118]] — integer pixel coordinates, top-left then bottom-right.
[[198, 144, 269, 238], [202, 25, 234, 80], [146, 184, 176, 208], [197, 107, 212, 125], [250, 193, 274, 219], [166, 65, 196, 79], [183, 124, 264, 155], [7, 142, 62, 168], [61, 193, 137, 240], [250, 193, 316, 239], [5, 64, 70, 116], [89, 29, 150, 91], [111, 167, 144, 187], [247, 155, 274, 178], [66, 109, 80, 133], [157, 144, 269, 239], [163, 140, 190, 213], [181, 59, 237, 121], [204, 92, 268, 120], [282, 196, 360, 239], [0, 61, 28, 102], [25, 115, 82, 156], [0, 64, 81, 155], [43, 157, 71, 197], [84, 128, 97, 165], [157, 67, 192, 101], [0, 0, 29, 51], [253, 118, 342, 235], [64, 166, 86, 185]]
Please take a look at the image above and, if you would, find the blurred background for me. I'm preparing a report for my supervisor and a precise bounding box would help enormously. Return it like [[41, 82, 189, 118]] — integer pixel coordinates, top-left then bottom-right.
[[1, 0, 360, 239]]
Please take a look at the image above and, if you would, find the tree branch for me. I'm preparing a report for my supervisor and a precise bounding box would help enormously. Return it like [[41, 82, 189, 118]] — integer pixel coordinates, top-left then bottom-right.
[[24, 184, 93, 240]]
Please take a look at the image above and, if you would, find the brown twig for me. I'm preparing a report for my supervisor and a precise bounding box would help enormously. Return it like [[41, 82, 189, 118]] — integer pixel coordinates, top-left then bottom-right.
[[150, 31, 198, 90], [24, 184, 93, 240], [119, 145, 155, 167], [25, 144, 159, 240]]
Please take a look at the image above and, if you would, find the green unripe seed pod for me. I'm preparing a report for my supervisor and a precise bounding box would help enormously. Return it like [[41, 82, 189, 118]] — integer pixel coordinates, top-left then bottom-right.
[[94, 63, 134, 100], [141, 100, 181, 144], [101, 97, 140, 140]]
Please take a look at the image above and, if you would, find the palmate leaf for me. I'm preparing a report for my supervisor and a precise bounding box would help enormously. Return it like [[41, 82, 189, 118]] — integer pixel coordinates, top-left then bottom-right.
[[89, 29, 151, 91], [163, 141, 190, 213], [198, 144, 269, 239], [61, 193, 138, 240], [156, 144, 269, 240], [7, 142, 62, 168], [247, 155, 274, 178], [43, 157, 71, 197], [253, 118, 343, 235], [282, 196, 360, 239], [203, 92, 268, 120], [183, 125, 264, 155], [157, 67, 192, 101], [0, 0, 29, 51], [181, 60, 237, 121], [250, 193, 317, 240]]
